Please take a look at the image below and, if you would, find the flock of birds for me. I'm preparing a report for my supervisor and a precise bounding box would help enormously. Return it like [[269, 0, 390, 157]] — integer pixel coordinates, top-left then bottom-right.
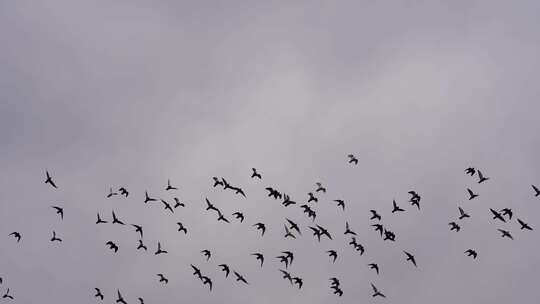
[[2, 154, 539, 303]]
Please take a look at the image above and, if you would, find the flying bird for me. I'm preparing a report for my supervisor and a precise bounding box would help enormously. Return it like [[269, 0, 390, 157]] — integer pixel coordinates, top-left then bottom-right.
[[344, 222, 356, 235], [391, 200, 405, 213], [144, 191, 157, 203], [137, 239, 147, 251], [161, 199, 174, 214], [532, 185, 540, 197], [166, 179, 178, 191], [334, 199, 345, 210], [282, 194, 296, 207], [477, 170, 489, 183], [205, 198, 219, 213], [232, 212, 245, 223], [286, 218, 301, 235], [201, 249, 211, 261], [279, 269, 293, 284], [251, 168, 262, 179], [309, 226, 322, 242], [317, 225, 332, 240], [112, 211, 125, 225], [116, 290, 127, 304], [517, 218, 533, 231], [252, 253, 264, 267], [217, 210, 230, 223], [307, 192, 318, 203], [292, 277, 303, 289], [212, 177, 224, 187], [155, 242, 168, 255], [96, 212, 107, 224], [368, 263, 379, 274], [497, 229, 513, 240], [52, 206, 64, 220], [465, 249, 477, 259], [465, 167, 476, 176], [177, 222, 187, 234], [490, 208, 506, 223], [9, 232, 21, 242], [500, 208, 513, 220], [371, 283, 385, 298], [347, 154, 358, 165], [118, 187, 128, 197], [50, 231, 62, 242], [467, 188, 479, 200], [106, 241, 118, 253], [191, 265, 202, 279], [131, 224, 143, 238], [201, 276, 213, 291], [449, 222, 461, 232], [45, 170, 57, 189], [94, 288, 104, 300], [281, 251, 294, 265], [327, 250, 338, 263], [218, 264, 230, 277], [173, 197, 185, 208], [370, 210, 381, 221], [404, 251, 417, 267], [107, 187, 118, 198], [2, 288, 13, 300], [284, 225, 296, 239], [157, 273, 168, 284], [233, 271, 248, 284], [372, 224, 384, 236], [458, 207, 470, 220], [276, 255, 289, 268], [253, 223, 266, 236], [315, 182, 326, 193]]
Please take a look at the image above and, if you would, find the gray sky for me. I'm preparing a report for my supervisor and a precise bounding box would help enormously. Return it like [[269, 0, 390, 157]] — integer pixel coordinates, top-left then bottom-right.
[[1, 1, 540, 303]]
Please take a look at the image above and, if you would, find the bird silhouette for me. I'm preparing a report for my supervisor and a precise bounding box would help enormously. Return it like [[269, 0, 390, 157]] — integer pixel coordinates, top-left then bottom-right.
[[334, 199, 345, 210], [307, 192, 318, 203], [332, 286, 343, 297], [251, 168, 262, 179], [52, 206, 64, 220], [131, 224, 143, 238], [279, 269, 293, 284], [372, 224, 384, 236], [467, 188, 479, 200], [177, 222, 187, 234], [2, 288, 13, 300], [138, 297, 145, 304], [517, 218, 533, 230], [329, 277, 340, 287], [201, 276, 212, 291], [292, 277, 303, 289], [118, 187, 128, 197], [137, 239, 147, 251], [282, 194, 296, 207], [371, 283, 385, 298], [212, 177, 224, 187], [234, 271, 248, 284], [106, 241, 118, 253], [157, 273, 168, 284], [205, 198, 219, 213], [155, 242, 168, 255], [309, 226, 322, 242], [94, 288, 104, 300], [221, 178, 232, 190], [315, 182, 326, 193], [344, 222, 356, 235], [449, 222, 461, 232], [201, 249, 211, 261], [232, 186, 247, 198], [392, 200, 405, 213], [354, 243, 365, 255], [370, 210, 382, 221], [50, 231, 62, 242], [286, 218, 301, 235], [465, 167, 476, 176], [107, 187, 118, 198], [404, 251, 417, 267], [116, 290, 127, 304], [9, 232, 21, 242], [327, 250, 338, 263], [497, 229, 513, 240], [284, 225, 296, 239], [45, 170, 57, 189], [173, 197, 185, 208], [96, 212, 107, 224], [347, 154, 358, 165], [166, 179, 178, 191], [232, 212, 245, 223], [317, 225, 332, 240], [281, 251, 294, 265], [218, 264, 230, 277], [368, 263, 379, 274], [112, 211, 125, 225], [477, 170, 489, 183], [217, 210, 230, 223], [532, 185, 540, 197], [265, 187, 282, 199], [161, 199, 174, 214], [144, 191, 157, 203], [384, 229, 396, 241], [252, 253, 264, 267], [490, 208, 506, 223], [500, 208, 513, 220], [458, 207, 470, 220], [253, 223, 266, 236], [465, 249, 477, 259], [191, 264, 202, 279]]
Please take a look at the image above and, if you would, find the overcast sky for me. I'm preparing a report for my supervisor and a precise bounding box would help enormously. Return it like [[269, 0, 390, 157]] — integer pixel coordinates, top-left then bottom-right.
[[1, 1, 540, 303]]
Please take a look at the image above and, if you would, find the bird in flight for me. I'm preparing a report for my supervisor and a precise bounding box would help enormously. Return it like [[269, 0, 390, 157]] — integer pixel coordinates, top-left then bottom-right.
[[371, 283, 385, 298], [9, 232, 21, 243], [212, 177, 224, 188], [166, 179, 178, 191], [157, 273, 168, 284], [467, 188, 479, 200], [177, 222, 187, 234], [131, 224, 143, 238], [344, 222, 356, 235], [161, 199, 174, 214], [532, 185, 540, 197], [309, 226, 322, 242], [286, 218, 301, 235], [173, 197, 185, 208], [112, 211, 125, 225], [232, 211, 245, 223], [517, 218, 533, 230], [251, 168, 262, 179], [96, 212, 107, 224], [155, 242, 168, 255], [138, 297, 145, 304], [51, 206, 64, 220], [137, 239, 147, 251], [477, 170, 489, 183], [265, 187, 282, 200], [50, 231, 62, 242], [201, 249, 211, 261], [107, 187, 118, 198], [490, 208, 506, 223], [458, 207, 470, 220], [404, 251, 417, 267], [2, 288, 13, 300], [217, 210, 230, 223], [317, 225, 332, 240], [201, 276, 213, 291], [497, 229, 513, 240], [465, 167, 476, 176], [106, 241, 118, 253], [116, 290, 127, 304], [372, 224, 384, 237], [144, 191, 157, 203], [292, 277, 303, 289], [370, 210, 382, 221], [307, 192, 318, 203], [118, 187, 128, 197], [252, 252, 264, 267], [391, 200, 405, 213], [465, 249, 477, 259], [449, 222, 461, 232], [334, 199, 345, 210], [94, 288, 104, 300], [327, 250, 338, 263], [282, 194, 296, 207], [347, 154, 358, 165], [218, 264, 230, 277], [205, 198, 219, 213], [191, 264, 202, 280], [280, 269, 293, 284], [315, 182, 326, 193], [500, 208, 513, 220], [253, 223, 266, 236], [233, 271, 248, 284], [284, 225, 296, 239], [368, 263, 379, 274], [45, 170, 57, 189], [281, 251, 294, 265]]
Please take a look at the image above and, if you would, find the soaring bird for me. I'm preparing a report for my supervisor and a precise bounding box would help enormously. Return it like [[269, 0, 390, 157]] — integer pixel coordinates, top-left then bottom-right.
[[449, 222, 461, 232], [281, 251, 294, 265], [2, 288, 13, 300], [212, 177, 224, 187], [201, 276, 213, 291], [371, 283, 385, 298], [277, 255, 289, 268], [329, 277, 340, 287], [458, 207, 470, 220], [404, 251, 417, 267], [253, 223, 266, 236], [166, 179, 178, 191], [138, 298, 145, 304], [372, 224, 384, 237], [284, 225, 296, 239], [307, 192, 318, 203], [332, 286, 343, 297], [107, 187, 118, 198], [532, 184, 540, 197], [327, 250, 338, 263], [490, 209, 506, 223], [131, 224, 143, 238], [517, 218, 533, 230], [309, 226, 322, 242], [347, 154, 358, 165], [497, 229, 513, 240], [384, 229, 396, 241], [370, 210, 381, 221], [94, 288, 104, 300], [251, 168, 262, 179], [45, 170, 57, 189], [282, 194, 296, 207], [157, 273, 168, 284], [112, 211, 125, 225], [161, 199, 174, 214], [286, 218, 301, 235], [205, 198, 219, 213], [252, 253, 264, 267], [116, 290, 127, 304], [334, 199, 345, 210], [218, 264, 230, 277], [317, 225, 333, 240], [50, 231, 62, 242], [177, 222, 187, 234], [500, 208, 513, 220], [201, 249, 211, 261], [144, 191, 157, 203], [465, 167, 476, 176], [265, 187, 282, 199], [9, 232, 21, 242], [467, 188, 479, 200], [408, 191, 421, 209], [118, 187, 128, 197], [191, 264, 202, 279], [137, 239, 147, 251], [368, 263, 379, 274], [96, 212, 107, 224], [232, 212, 245, 223], [217, 210, 230, 223], [234, 271, 248, 284], [392, 200, 405, 213], [173, 197, 185, 208], [232, 186, 247, 198], [106, 241, 118, 253], [354, 243, 365, 255], [344, 222, 356, 236], [477, 170, 489, 183], [465, 249, 477, 259], [155, 242, 168, 255], [315, 182, 326, 193], [293, 277, 303, 289], [280, 269, 293, 284], [52, 206, 64, 220], [221, 178, 232, 190]]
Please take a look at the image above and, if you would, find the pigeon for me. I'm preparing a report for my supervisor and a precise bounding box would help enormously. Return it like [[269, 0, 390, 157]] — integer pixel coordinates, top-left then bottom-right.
[[137, 239, 147, 251], [344, 222, 356, 235], [205, 198, 219, 213], [277, 255, 289, 268], [286, 218, 301, 235], [106, 241, 118, 253], [166, 179, 178, 191], [201, 276, 213, 291], [317, 225, 333, 240], [232, 212, 245, 223], [309, 226, 322, 242], [282, 194, 296, 207], [307, 192, 318, 203], [161, 199, 174, 214], [173, 197, 185, 208], [372, 224, 384, 237], [490, 208, 506, 223], [315, 182, 326, 193], [116, 290, 127, 304], [284, 225, 296, 239], [233, 271, 248, 284], [96, 212, 107, 224], [500, 208, 513, 220], [334, 199, 345, 210], [212, 177, 224, 187], [532, 185, 540, 197], [217, 210, 230, 223], [112, 211, 125, 225], [292, 277, 303, 289], [50, 231, 62, 242], [2, 288, 14, 300], [253, 223, 266, 236], [191, 264, 202, 279], [497, 229, 513, 240], [155, 242, 167, 255], [392, 200, 405, 213], [280, 269, 293, 284], [144, 191, 157, 203], [131, 224, 143, 238], [107, 187, 118, 198], [465, 167, 476, 176]]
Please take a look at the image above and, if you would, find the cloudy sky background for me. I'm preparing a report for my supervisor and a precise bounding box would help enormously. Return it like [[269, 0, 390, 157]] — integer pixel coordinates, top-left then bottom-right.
[[1, 1, 540, 303]]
